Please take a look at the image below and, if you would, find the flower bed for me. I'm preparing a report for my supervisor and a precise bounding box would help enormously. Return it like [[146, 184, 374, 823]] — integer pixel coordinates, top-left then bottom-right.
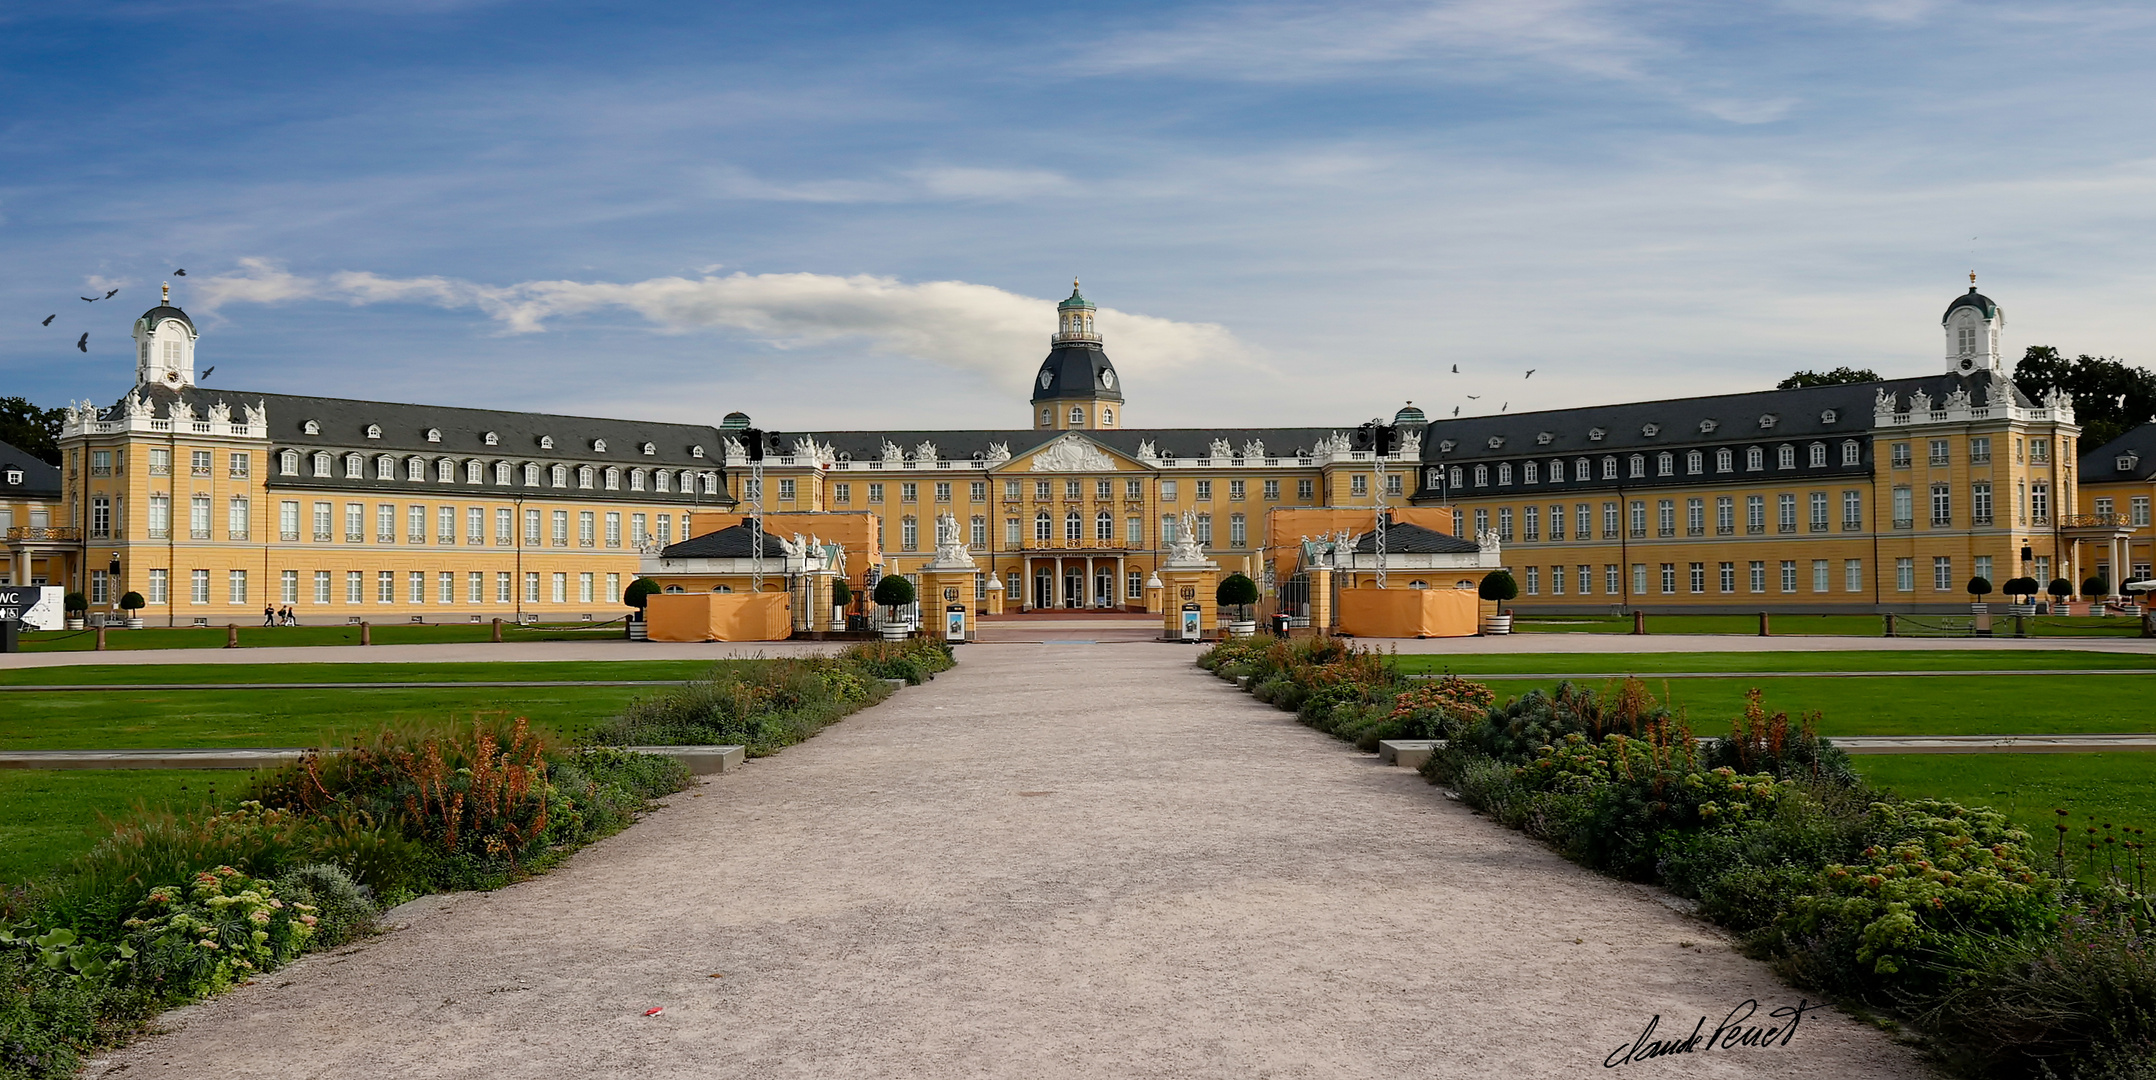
[[0, 639, 955, 1080], [1202, 636, 2155, 1080]]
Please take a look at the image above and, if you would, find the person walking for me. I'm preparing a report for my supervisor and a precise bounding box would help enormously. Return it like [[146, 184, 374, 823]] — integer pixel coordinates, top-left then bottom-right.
[[263, 603, 277, 627]]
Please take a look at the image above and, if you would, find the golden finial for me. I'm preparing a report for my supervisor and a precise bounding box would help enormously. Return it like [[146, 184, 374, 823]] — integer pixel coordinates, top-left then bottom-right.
[[162, 281, 170, 303], [1073, 278, 1081, 292], [1969, 271, 1977, 287]]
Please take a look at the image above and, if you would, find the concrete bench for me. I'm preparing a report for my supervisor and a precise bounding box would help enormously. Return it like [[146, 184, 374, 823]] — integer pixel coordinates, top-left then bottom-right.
[[1376, 740, 1447, 770]]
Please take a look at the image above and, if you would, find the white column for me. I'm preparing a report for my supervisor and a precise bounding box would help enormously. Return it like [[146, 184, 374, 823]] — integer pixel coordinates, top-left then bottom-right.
[[1054, 556, 1064, 608], [1084, 555, 1094, 607]]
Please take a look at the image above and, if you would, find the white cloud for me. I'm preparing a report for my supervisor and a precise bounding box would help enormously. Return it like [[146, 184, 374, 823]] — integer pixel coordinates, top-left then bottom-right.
[[193, 263, 1252, 390]]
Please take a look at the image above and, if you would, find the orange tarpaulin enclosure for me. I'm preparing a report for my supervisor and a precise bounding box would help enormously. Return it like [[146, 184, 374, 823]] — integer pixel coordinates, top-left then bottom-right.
[[644, 592, 793, 642], [1336, 588, 1478, 638]]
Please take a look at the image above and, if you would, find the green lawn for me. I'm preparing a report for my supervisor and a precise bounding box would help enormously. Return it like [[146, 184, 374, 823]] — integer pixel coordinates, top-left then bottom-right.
[[17, 620, 633, 652], [1391, 650, 2156, 676], [0, 659, 723, 686], [1508, 613, 2143, 638], [1853, 753, 2156, 883], [0, 770, 237, 887], [0, 684, 679, 751]]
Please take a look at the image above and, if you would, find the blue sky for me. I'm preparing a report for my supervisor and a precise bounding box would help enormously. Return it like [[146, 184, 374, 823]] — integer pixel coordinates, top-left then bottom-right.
[[4, 1, 2154, 431]]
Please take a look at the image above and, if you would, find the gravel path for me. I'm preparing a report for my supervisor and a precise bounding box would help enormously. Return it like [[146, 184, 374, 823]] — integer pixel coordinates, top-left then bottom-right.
[[88, 644, 1928, 1079]]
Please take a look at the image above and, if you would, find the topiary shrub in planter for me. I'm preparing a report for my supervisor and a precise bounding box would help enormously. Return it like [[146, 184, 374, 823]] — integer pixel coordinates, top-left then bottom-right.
[[1216, 573, 1258, 632], [2048, 577, 2075, 601], [2082, 575, 2108, 598], [118, 591, 146, 628], [1478, 570, 1518, 634], [623, 577, 660, 618], [1965, 575, 1991, 604], [873, 574, 916, 630]]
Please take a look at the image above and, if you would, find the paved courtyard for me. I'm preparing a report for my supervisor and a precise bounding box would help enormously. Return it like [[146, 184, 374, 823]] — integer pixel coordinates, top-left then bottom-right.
[[90, 642, 1926, 1079]]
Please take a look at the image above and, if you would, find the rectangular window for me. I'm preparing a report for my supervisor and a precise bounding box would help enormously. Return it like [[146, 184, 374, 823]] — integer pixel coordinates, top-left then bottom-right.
[[1349, 474, 1367, 497], [1523, 505, 1540, 541], [971, 516, 987, 548], [1896, 557, 1915, 592], [1891, 442, 1911, 467], [524, 572, 540, 603], [372, 503, 393, 543], [551, 572, 567, 603], [377, 571, 394, 603], [342, 503, 362, 543], [147, 494, 171, 539], [902, 516, 918, 551], [1603, 503, 1618, 538], [1126, 517, 1143, 546], [191, 450, 212, 477], [409, 571, 426, 604], [1126, 479, 1144, 500], [1006, 518, 1022, 546], [1473, 508, 1489, 535], [1781, 560, 1797, 593], [901, 482, 918, 503], [1524, 566, 1539, 595], [522, 509, 539, 545], [2031, 482, 2050, 523], [150, 447, 170, 476], [1296, 478, 1313, 500], [1659, 563, 1676, 594], [1931, 484, 1951, 527], [1928, 439, 1950, 466], [1933, 556, 1952, 591], [834, 482, 852, 505], [1843, 490, 1863, 530], [2133, 496, 2151, 527], [1610, 564, 1624, 595], [280, 569, 299, 604], [1892, 487, 1913, 528], [1229, 479, 1246, 500], [605, 572, 620, 606], [191, 569, 210, 604], [779, 478, 797, 502], [1547, 503, 1566, 542], [1550, 564, 1564, 595], [406, 504, 426, 543], [463, 507, 481, 544], [1229, 513, 1247, 547], [578, 572, 594, 604], [1970, 437, 1991, 463], [1719, 562, 1736, 592], [578, 511, 595, 547], [551, 510, 569, 547], [1749, 560, 1766, 593], [1806, 491, 1826, 532], [1846, 559, 1863, 593], [971, 480, 987, 502], [868, 483, 884, 503], [1629, 501, 1646, 538], [470, 572, 486, 604], [2031, 438, 2050, 464], [1777, 493, 1796, 532], [1685, 498, 1703, 536], [1386, 473, 1402, 496], [1128, 571, 1144, 600], [1975, 555, 1993, 584], [312, 570, 330, 605], [1656, 499, 1674, 537], [438, 505, 456, 544], [190, 495, 211, 540], [1194, 479, 1213, 501], [1688, 562, 1704, 594], [497, 572, 513, 603], [438, 572, 455, 604], [1497, 507, 1514, 542], [494, 508, 512, 545], [1743, 495, 1763, 533], [1577, 565, 1593, 595], [90, 569, 108, 604], [658, 515, 674, 546], [346, 571, 364, 604], [1812, 559, 1830, 593]]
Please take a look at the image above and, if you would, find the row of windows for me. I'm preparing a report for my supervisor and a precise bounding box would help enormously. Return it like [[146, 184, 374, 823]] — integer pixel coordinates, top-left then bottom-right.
[[1465, 492, 1870, 542], [278, 450, 716, 496], [1438, 441, 1862, 492], [1041, 405, 1114, 426], [325, 419, 684, 460], [820, 476, 1338, 506], [1888, 437, 1993, 468], [135, 568, 628, 607], [2089, 495, 2153, 526], [138, 497, 688, 548], [865, 512, 1254, 551], [1512, 555, 1995, 597]]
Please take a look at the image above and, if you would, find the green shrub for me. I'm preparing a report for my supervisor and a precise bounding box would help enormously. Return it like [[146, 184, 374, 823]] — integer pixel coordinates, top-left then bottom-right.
[[1917, 902, 2156, 1080], [0, 947, 150, 1080], [122, 866, 314, 1002], [273, 864, 376, 950]]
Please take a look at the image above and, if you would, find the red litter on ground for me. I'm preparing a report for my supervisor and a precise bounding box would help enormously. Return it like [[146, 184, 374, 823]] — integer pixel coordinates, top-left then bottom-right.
[[643, 1007, 664, 1017]]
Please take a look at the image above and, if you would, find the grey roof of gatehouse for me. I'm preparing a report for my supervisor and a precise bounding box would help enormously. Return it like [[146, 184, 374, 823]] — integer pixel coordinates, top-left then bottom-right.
[[1350, 518, 1479, 555], [0, 437, 62, 498], [661, 521, 790, 559], [2080, 423, 2156, 484]]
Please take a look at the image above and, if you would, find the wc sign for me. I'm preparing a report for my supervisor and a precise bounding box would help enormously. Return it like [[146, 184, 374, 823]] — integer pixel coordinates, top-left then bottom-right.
[[0, 586, 61, 630]]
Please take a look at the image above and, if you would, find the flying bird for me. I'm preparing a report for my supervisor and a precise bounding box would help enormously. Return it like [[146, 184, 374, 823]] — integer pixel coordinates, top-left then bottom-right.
[[1524, 369, 1535, 379], [41, 314, 54, 326], [172, 268, 187, 276], [76, 333, 88, 352], [1501, 402, 1509, 412], [103, 288, 119, 299], [1452, 406, 1460, 417], [80, 296, 97, 302], [1466, 395, 1480, 400], [1451, 364, 1458, 373], [200, 366, 215, 381]]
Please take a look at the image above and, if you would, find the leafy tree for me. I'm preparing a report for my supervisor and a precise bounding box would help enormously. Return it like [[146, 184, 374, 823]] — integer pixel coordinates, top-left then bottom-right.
[[873, 574, 916, 621], [1478, 569, 1519, 603], [1777, 367, 1882, 390], [2012, 346, 2156, 448], [2047, 577, 2074, 600], [1966, 576, 1991, 600], [63, 592, 86, 614], [0, 397, 64, 465], [1216, 573, 1258, 620], [119, 591, 145, 612], [2082, 575, 2108, 597], [830, 578, 852, 610]]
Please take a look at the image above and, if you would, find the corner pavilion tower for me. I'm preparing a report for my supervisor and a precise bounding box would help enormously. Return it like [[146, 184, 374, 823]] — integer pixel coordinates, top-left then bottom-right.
[[1030, 281, 1124, 432]]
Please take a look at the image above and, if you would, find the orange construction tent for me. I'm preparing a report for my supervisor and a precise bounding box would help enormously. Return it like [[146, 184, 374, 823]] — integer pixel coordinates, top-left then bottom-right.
[[644, 592, 793, 642], [1335, 587, 1478, 638]]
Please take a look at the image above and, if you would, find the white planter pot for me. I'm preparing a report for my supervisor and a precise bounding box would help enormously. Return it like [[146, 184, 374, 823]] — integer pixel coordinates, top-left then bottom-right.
[[880, 623, 912, 642], [1483, 614, 1513, 635], [1226, 620, 1258, 638], [628, 621, 648, 641], [126, 617, 145, 629], [1969, 603, 1989, 615], [65, 618, 84, 630]]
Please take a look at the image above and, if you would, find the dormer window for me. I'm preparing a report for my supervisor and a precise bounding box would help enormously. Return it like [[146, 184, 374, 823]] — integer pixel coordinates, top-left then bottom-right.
[[1600, 456, 1617, 479], [1438, 440, 1455, 454], [1699, 419, 1718, 434], [1758, 414, 1778, 429], [2122, 454, 2143, 472], [4, 469, 18, 486], [1628, 454, 1645, 478], [1717, 448, 1733, 473], [1587, 428, 1605, 442], [1535, 432, 1553, 446], [641, 442, 656, 456], [1777, 444, 1796, 469], [1486, 436, 1504, 449], [484, 432, 499, 446], [303, 420, 320, 436], [426, 428, 441, 443], [1820, 410, 1837, 424], [1685, 450, 1703, 474], [539, 435, 554, 450], [1641, 424, 1659, 438], [365, 424, 381, 440], [1746, 446, 1764, 471], [691, 445, 704, 459], [604, 466, 620, 489], [593, 438, 607, 453]]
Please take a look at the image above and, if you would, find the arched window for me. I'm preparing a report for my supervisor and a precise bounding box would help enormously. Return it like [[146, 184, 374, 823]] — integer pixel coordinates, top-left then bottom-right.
[[1065, 511, 1082, 540], [1101, 407, 1114, 426], [1746, 446, 1764, 471], [548, 464, 567, 487], [303, 420, 320, 435], [1600, 456, 1617, 479], [1096, 510, 1114, 539], [1628, 454, 1645, 478], [1041, 408, 1051, 427], [654, 470, 671, 493], [577, 465, 594, 489], [1523, 461, 1539, 484], [604, 466, 619, 490], [1473, 465, 1488, 486], [1448, 466, 1464, 489], [1069, 406, 1085, 426], [437, 458, 455, 482], [484, 431, 499, 446], [365, 424, 382, 440], [1717, 448, 1733, 473], [278, 449, 299, 476], [593, 438, 607, 453], [1035, 511, 1052, 541], [629, 469, 646, 491], [1808, 443, 1827, 467], [376, 455, 396, 480], [1777, 444, 1796, 469], [426, 428, 441, 443], [641, 443, 655, 456], [343, 453, 363, 479], [494, 462, 513, 486], [523, 463, 541, 487], [1656, 452, 1673, 477], [406, 457, 426, 481], [539, 435, 554, 450], [1686, 450, 1703, 475], [1548, 459, 1565, 483], [467, 460, 485, 484]]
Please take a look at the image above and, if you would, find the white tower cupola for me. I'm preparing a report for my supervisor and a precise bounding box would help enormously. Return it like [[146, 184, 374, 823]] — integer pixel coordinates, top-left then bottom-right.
[[133, 281, 199, 388], [1942, 272, 2003, 376]]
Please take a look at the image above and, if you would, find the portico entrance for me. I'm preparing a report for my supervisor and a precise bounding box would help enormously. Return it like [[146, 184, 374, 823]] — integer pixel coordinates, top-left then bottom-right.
[[1011, 550, 1133, 611]]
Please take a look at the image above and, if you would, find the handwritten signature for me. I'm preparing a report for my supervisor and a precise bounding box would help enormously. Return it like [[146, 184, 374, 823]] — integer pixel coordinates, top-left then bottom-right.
[[1604, 999, 1825, 1068]]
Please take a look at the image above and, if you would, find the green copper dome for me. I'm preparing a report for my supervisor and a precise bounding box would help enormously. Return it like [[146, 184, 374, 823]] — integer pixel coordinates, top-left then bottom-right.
[[1057, 279, 1095, 311]]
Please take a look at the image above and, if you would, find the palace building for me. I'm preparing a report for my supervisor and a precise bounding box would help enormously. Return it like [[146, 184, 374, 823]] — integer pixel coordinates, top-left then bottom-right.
[[30, 276, 2123, 628]]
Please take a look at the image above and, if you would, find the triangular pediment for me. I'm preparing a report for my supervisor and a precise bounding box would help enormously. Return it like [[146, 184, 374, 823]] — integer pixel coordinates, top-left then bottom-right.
[[1002, 432, 1147, 473]]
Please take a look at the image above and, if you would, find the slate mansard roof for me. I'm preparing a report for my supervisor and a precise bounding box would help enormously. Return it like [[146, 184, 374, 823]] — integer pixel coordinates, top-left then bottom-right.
[[0, 438, 62, 498], [797, 426, 1369, 464], [1030, 341, 1125, 405], [1416, 371, 2024, 468], [2080, 423, 2156, 484], [658, 521, 791, 559], [1350, 518, 1480, 555]]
